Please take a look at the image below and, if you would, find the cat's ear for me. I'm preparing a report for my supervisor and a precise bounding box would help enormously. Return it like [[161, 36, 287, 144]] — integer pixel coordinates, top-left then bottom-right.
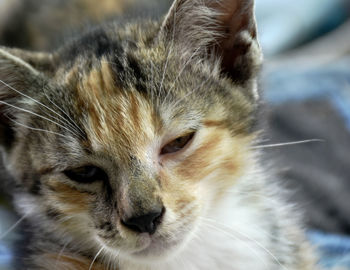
[[0, 47, 53, 151], [159, 0, 262, 95]]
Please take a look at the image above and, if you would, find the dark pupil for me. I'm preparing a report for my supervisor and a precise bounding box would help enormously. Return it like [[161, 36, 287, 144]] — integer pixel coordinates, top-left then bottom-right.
[[161, 132, 194, 155], [64, 166, 107, 183], [174, 137, 188, 147]]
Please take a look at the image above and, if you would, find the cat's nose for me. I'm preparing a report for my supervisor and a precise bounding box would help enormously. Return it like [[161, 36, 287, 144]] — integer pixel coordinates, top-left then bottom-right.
[[122, 207, 165, 234]]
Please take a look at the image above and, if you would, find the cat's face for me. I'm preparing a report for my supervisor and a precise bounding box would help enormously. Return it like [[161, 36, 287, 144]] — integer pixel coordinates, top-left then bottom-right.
[[0, 0, 261, 263]]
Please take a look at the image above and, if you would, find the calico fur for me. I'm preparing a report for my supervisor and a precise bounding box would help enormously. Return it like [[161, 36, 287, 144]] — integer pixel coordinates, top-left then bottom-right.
[[0, 0, 320, 269]]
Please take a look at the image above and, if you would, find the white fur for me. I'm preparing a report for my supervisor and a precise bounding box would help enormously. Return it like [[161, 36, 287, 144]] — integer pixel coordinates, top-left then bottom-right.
[[112, 162, 301, 270]]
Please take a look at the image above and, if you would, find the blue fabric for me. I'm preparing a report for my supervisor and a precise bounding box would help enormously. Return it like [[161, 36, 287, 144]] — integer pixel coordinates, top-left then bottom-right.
[[308, 231, 350, 269], [0, 207, 18, 270], [256, 0, 349, 55], [0, 244, 12, 270], [262, 39, 350, 270], [263, 58, 350, 130]]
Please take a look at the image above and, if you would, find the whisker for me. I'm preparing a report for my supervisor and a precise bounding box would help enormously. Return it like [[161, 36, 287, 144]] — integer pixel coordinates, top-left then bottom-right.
[[208, 196, 281, 242], [149, 60, 156, 105], [251, 139, 325, 150], [102, 241, 113, 270], [9, 118, 73, 139], [43, 92, 85, 137], [0, 80, 82, 137], [100, 246, 109, 270], [36, 106, 81, 138], [107, 251, 113, 270], [159, 47, 172, 98], [199, 217, 268, 268], [201, 217, 289, 270], [55, 241, 70, 270], [224, 190, 280, 207], [0, 100, 74, 135], [100, 240, 119, 270], [111, 249, 120, 270], [0, 213, 28, 241], [159, 7, 177, 101], [89, 246, 104, 270]]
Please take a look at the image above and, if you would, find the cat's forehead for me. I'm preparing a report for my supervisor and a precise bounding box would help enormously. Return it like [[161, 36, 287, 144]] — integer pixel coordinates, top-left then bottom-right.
[[73, 60, 154, 157], [70, 57, 200, 159], [56, 26, 255, 158]]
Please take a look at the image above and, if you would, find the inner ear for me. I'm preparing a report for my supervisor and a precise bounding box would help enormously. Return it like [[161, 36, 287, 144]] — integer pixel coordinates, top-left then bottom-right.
[[159, 0, 262, 88], [213, 1, 259, 82]]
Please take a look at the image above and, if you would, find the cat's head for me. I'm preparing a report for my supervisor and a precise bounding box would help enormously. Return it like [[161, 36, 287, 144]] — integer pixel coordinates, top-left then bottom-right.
[[0, 0, 261, 263]]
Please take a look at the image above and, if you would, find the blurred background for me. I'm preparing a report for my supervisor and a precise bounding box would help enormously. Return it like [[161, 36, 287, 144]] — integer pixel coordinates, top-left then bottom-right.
[[256, 1, 350, 268], [0, 0, 350, 269]]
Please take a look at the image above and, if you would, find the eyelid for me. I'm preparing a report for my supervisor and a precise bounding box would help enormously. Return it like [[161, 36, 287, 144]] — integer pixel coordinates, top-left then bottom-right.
[[162, 128, 197, 146], [160, 131, 196, 156], [63, 165, 108, 183]]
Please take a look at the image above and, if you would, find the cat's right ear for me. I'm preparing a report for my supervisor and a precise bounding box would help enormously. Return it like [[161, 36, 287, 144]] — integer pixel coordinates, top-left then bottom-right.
[[0, 47, 53, 151], [159, 0, 262, 100]]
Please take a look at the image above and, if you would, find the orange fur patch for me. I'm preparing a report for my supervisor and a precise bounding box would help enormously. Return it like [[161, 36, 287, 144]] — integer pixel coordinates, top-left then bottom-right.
[[47, 181, 91, 214], [76, 60, 155, 161], [202, 120, 226, 128], [44, 253, 106, 270], [157, 117, 255, 213], [160, 173, 197, 214], [174, 125, 253, 200]]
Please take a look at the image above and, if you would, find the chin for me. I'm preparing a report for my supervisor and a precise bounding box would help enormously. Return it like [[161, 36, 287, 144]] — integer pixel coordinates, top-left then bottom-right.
[[130, 237, 182, 262], [120, 227, 193, 265], [97, 210, 200, 265]]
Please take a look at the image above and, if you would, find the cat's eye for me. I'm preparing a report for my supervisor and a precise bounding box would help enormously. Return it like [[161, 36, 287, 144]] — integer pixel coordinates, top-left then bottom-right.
[[64, 166, 108, 183], [161, 132, 195, 155]]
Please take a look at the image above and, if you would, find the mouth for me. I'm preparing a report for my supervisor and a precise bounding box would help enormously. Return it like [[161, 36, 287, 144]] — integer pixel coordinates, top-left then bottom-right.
[[131, 234, 183, 260], [100, 217, 196, 262], [130, 216, 198, 260]]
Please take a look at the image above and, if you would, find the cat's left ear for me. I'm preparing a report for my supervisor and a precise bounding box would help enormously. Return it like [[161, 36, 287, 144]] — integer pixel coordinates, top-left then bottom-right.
[[0, 47, 54, 151], [159, 0, 262, 99], [0, 48, 55, 75]]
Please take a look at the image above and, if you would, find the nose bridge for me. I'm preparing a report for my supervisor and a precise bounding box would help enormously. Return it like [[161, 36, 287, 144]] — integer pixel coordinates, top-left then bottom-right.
[[129, 173, 161, 214], [119, 159, 162, 218]]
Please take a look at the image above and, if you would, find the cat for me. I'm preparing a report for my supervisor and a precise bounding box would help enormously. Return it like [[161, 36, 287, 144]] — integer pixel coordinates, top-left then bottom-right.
[[0, 0, 320, 269]]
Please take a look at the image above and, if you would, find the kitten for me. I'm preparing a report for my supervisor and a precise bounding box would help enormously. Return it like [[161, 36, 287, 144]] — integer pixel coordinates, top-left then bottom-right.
[[0, 0, 320, 269]]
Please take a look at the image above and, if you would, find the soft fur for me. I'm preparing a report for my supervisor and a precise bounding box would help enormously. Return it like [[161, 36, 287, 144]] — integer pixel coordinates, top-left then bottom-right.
[[0, 0, 319, 269]]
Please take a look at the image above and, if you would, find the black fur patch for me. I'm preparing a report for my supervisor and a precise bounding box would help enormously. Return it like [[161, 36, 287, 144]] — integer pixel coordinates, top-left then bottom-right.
[[46, 207, 62, 220], [29, 178, 42, 195], [126, 53, 147, 93], [60, 27, 124, 67]]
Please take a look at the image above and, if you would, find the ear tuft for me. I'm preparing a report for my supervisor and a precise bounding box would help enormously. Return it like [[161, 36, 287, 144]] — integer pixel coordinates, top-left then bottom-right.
[[160, 0, 262, 92]]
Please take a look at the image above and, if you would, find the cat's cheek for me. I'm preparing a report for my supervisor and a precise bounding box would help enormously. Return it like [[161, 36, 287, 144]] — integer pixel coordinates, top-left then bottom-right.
[[45, 180, 93, 214], [158, 170, 198, 214], [172, 127, 254, 202], [40, 180, 102, 242], [157, 180, 204, 245]]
